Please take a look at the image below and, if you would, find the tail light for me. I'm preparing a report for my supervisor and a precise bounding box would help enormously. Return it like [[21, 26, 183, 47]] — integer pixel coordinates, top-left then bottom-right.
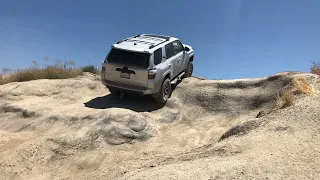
[[102, 61, 106, 71], [148, 70, 157, 79]]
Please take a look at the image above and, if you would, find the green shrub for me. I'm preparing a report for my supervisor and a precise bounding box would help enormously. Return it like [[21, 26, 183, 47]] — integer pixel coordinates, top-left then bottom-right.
[[81, 65, 99, 75]]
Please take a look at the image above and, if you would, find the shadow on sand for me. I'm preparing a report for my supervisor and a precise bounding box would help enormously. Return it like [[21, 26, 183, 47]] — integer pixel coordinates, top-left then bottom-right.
[[84, 94, 165, 112], [84, 80, 182, 112]]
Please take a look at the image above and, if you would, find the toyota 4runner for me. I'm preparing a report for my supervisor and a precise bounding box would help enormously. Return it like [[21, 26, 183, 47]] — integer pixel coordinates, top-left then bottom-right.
[[101, 34, 194, 103]]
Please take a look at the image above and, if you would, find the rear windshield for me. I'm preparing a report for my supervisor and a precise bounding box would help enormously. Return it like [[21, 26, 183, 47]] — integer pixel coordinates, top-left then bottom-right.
[[106, 48, 150, 68]]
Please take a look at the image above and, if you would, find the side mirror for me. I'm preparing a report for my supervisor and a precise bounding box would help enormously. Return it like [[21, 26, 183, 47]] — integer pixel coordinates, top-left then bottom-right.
[[184, 46, 190, 52]]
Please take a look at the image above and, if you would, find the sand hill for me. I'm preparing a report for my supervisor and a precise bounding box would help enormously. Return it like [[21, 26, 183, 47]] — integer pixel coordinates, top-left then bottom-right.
[[0, 72, 319, 180]]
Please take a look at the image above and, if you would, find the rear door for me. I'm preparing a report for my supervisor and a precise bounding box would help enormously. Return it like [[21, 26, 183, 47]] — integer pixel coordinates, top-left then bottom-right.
[[172, 40, 185, 74], [103, 48, 150, 88], [165, 42, 180, 78]]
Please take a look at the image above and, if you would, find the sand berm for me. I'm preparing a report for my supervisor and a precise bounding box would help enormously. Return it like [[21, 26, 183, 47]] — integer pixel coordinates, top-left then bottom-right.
[[0, 72, 319, 179]]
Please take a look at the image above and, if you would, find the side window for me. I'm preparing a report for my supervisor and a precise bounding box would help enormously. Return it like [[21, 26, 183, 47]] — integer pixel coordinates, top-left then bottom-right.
[[172, 41, 184, 55], [165, 43, 174, 59], [153, 48, 162, 65]]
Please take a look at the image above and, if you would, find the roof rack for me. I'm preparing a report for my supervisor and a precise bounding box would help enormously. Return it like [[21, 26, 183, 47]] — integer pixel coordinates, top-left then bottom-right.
[[116, 34, 142, 44], [142, 34, 170, 49], [143, 34, 170, 41], [116, 34, 170, 49]]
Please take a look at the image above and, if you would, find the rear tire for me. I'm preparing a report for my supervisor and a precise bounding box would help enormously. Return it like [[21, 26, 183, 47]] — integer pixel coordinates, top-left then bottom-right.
[[154, 78, 171, 104], [183, 62, 193, 78]]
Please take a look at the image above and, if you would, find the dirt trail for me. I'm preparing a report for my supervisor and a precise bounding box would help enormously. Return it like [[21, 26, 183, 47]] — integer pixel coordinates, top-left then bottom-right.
[[0, 72, 319, 180]]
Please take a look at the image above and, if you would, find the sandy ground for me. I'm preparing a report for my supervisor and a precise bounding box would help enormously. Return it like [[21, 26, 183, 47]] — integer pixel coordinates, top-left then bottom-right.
[[0, 72, 319, 180]]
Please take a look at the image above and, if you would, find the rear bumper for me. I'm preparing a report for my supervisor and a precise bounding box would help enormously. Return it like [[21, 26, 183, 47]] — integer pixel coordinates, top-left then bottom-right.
[[102, 79, 154, 95]]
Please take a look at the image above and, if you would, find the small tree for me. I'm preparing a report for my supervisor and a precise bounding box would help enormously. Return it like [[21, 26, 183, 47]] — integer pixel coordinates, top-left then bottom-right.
[[43, 56, 49, 68], [32, 61, 38, 68], [55, 60, 63, 69], [67, 60, 76, 69]]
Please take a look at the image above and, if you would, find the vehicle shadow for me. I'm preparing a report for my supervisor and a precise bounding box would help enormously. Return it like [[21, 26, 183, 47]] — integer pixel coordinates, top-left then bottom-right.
[[84, 80, 182, 112], [84, 94, 165, 112]]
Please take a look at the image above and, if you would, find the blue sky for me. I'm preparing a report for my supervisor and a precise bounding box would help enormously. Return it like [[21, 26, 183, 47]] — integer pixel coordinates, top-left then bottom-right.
[[1, 0, 319, 79]]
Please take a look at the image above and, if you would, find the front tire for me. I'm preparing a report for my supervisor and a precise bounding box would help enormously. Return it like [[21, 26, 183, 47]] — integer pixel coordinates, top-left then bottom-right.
[[154, 78, 171, 104]]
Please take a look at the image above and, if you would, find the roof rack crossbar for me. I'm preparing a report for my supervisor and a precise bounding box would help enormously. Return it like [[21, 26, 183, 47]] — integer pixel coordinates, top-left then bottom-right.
[[131, 37, 160, 43], [139, 36, 165, 42], [126, 39, 155, 45], [117, 34, 141, 44], [143, 34, 170, 41], [148, 40, 168, 49]]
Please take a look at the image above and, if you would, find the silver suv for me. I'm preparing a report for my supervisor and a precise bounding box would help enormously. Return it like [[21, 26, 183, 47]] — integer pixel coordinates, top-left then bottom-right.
[[101, 34, 194, 103]]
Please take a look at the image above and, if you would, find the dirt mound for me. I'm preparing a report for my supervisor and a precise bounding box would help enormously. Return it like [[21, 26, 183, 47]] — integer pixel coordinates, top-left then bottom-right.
[[83, 109, 152, 145], [0, 72, 319, 179], [20, 108, 152, 146], [175, 74, 293, 114]]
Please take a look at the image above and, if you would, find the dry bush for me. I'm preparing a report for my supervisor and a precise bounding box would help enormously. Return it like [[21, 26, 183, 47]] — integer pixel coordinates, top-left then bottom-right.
[[0, 59, 101, 85], [311, 62, 320, 75], [0, 67, 83, 85], [276, 91, 294, 109], [259, 76, 316, 117], [0, 74, 3, 85], [293, 76, 316, 95], [0, 74, 11, 85]]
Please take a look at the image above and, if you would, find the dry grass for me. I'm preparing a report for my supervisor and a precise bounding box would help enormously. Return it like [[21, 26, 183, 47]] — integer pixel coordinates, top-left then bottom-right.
[[275, 76, 311, 109], [0, 67, 83, 85], [277, 91, 294, 109], [293, 76, 317, 95], [0, 75, 3, 84], [0, 58, 100, 85], [0, 74, 11, 85], [311, 62, 320, 75], [260, 76, 316, 116]]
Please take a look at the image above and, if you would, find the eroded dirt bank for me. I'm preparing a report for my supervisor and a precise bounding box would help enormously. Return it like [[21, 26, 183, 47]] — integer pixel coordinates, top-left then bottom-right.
[[0, 72, 319, 180]]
